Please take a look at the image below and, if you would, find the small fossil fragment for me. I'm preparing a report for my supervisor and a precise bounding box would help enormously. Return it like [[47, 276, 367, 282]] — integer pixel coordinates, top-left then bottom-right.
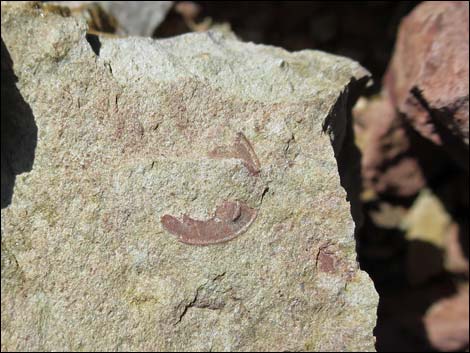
[[209, 132, 261, 176], [161, 201, 257, 245]]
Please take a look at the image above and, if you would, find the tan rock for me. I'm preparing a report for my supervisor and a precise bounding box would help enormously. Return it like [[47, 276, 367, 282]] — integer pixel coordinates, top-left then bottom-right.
[[1, 2, 377, 351]]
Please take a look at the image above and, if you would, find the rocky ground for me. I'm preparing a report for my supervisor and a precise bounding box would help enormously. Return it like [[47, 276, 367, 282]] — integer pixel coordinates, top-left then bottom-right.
[[355, 2, 469, 351], [1, 1, 468, 352]]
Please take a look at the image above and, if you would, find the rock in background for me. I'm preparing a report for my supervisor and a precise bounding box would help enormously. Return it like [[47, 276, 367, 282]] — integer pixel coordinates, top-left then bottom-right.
[[48, 1, 174, 36], [1, 2, 377, 351], [354, 2, 469, 351]]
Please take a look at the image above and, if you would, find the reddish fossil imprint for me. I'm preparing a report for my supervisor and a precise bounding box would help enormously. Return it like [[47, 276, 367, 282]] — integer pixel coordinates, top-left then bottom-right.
[[208, 132, 261, 176], [161, 201, 258, 245], [161, 132, 261, 245]]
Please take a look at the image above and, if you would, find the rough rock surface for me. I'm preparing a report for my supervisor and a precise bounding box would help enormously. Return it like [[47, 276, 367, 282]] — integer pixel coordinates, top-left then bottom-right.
[[1, 2, 377, 351]]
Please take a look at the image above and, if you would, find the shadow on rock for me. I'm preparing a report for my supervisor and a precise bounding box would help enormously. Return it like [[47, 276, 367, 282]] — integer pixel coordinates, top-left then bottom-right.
[[1, 37, 37, 209], [323, 76, 369, 234]]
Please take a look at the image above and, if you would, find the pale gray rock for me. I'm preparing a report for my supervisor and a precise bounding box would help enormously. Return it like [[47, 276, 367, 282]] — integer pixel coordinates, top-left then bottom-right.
[[48, 1, 174, 36], [99, 1, 173, 36], [1, 2, 377, 351]]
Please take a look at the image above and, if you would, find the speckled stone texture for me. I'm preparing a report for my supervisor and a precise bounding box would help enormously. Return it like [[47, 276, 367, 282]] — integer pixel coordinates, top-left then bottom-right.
[[1, 2, 377, 351]]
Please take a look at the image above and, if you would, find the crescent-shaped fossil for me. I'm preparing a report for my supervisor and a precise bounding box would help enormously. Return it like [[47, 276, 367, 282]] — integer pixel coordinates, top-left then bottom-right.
[[208, 132, 261, 176], [161, 201, 257, 245]]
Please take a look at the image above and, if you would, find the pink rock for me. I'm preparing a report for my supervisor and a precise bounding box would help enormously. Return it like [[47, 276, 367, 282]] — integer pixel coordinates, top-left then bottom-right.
[[356, 97, 426, 197], [424, 286, 469, 351], [384, 1, 469, 166]]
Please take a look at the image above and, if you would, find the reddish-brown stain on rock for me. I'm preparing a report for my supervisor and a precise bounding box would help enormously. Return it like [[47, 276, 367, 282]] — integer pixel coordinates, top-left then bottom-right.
[[209, 132, 261, 176], [316, 244, 337, 274], [318, 251, 336, 273], [161, 201, 257, 245]]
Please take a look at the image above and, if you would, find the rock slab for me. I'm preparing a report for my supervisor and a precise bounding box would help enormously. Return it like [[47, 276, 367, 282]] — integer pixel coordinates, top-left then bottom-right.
[[1, 2, 377, 351]]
